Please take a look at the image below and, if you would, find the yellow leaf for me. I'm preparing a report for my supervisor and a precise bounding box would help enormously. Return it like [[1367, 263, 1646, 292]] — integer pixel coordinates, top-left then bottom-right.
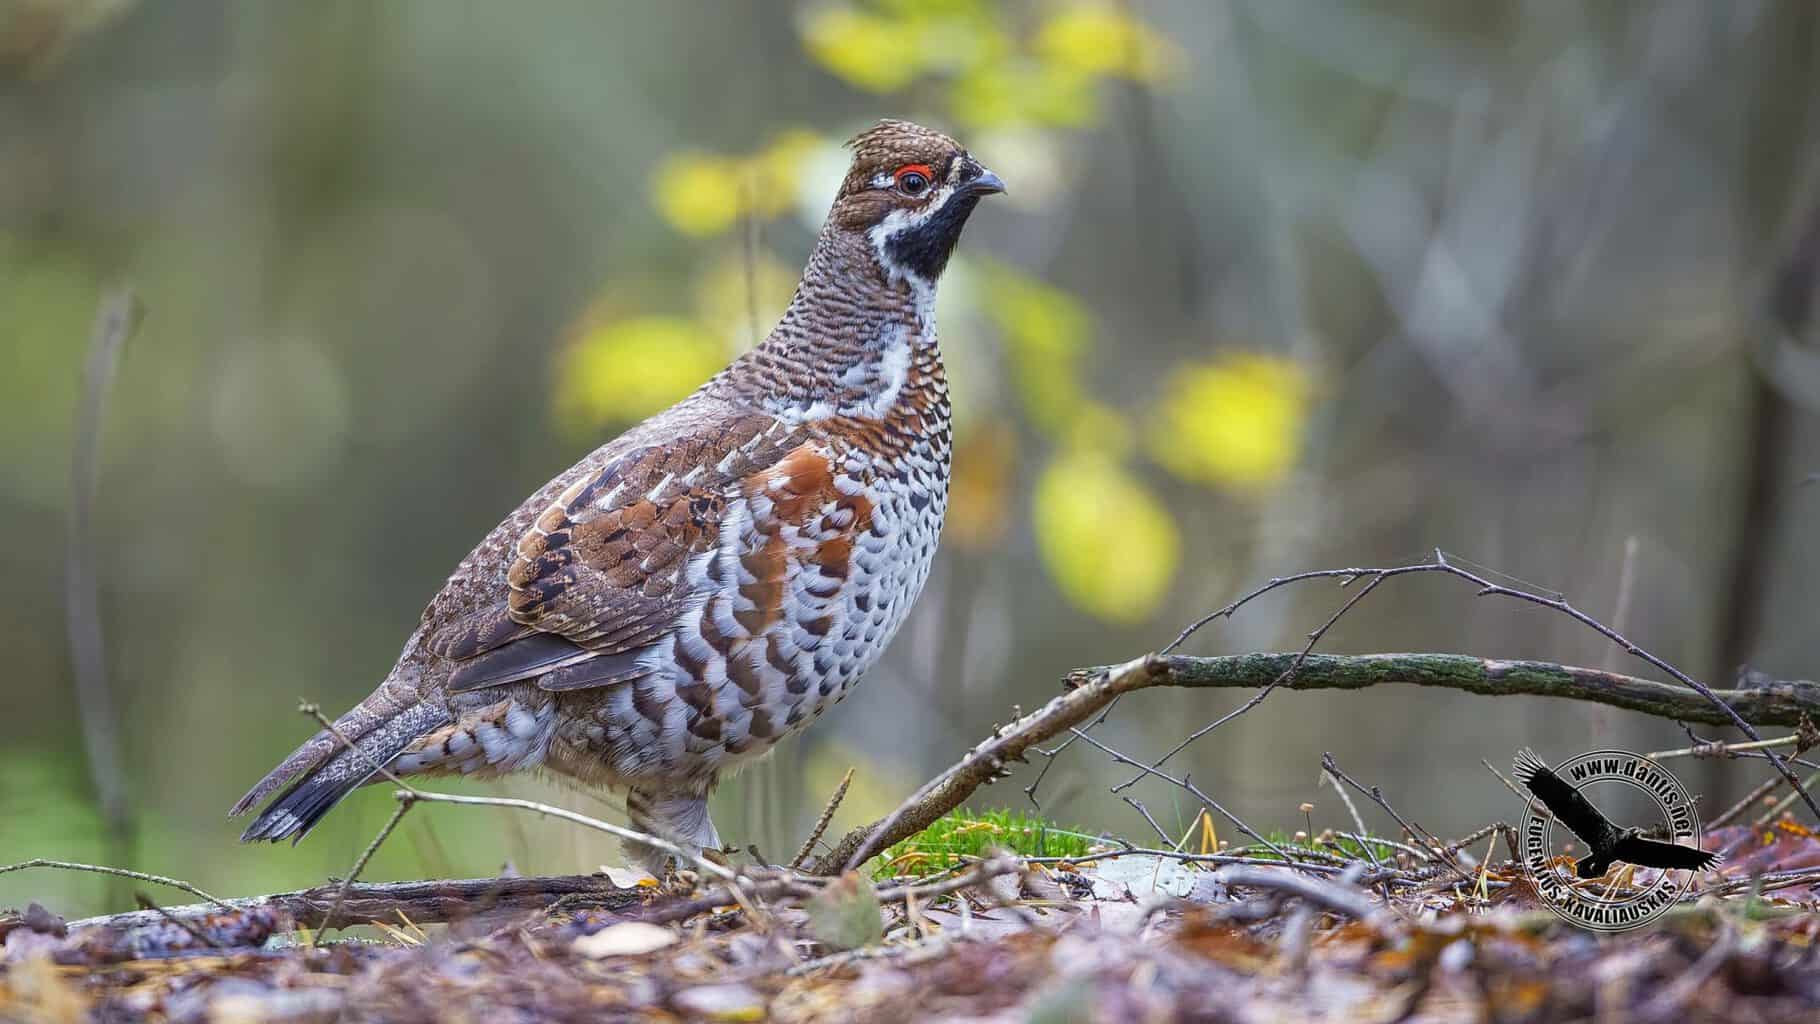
[[1033, 449, 1179, 623], [1036, 5, 1183, 85], [1149, 353, 1311, 490], [984, 265, 1090, 433], [651, 152, 742, 237], [652, 130, 834, 238], [555, 315, 724, 431], [802, 8, 926, 93], [950, 61, 1098, 130]]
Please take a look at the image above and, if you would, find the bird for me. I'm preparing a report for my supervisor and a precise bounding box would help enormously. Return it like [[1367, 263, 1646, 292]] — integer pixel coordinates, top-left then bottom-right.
[[1512, 749, 1719, 879], [230, 119, 1005, 871]]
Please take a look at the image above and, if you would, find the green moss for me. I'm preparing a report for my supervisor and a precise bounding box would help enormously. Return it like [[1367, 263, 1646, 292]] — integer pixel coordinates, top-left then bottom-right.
[[1237, 830, 1402, 864], [873, 808, 1099, 878]]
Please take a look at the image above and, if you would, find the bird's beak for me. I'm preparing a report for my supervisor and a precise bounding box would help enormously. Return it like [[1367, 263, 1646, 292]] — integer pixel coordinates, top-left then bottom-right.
[[965, 167, 1007, 197]]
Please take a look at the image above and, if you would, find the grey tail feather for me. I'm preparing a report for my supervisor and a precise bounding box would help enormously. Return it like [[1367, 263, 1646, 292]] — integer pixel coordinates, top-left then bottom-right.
[[232, 700, 452, 843]]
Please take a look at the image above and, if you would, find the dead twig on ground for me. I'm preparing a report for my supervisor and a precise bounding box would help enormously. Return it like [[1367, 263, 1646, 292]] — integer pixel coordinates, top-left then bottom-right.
[[1060, 725, 1293, 863], [1211, 864, 1401, 936], [1322, 753, 1471, 882], [790, 767, 854, 870], [317, 800, 412, 938], [67, 874, 641, 933]]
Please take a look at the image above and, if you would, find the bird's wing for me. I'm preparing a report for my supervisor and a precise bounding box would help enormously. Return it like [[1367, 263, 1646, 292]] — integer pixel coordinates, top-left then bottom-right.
[[1611, 835, 1720, 872], [1513, 748, 1618, 849], [438, 414, 814, 693]]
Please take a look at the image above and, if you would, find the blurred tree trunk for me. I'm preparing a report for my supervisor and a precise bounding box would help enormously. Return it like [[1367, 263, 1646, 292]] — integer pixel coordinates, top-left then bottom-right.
[[1710, 0, 1820, 808]]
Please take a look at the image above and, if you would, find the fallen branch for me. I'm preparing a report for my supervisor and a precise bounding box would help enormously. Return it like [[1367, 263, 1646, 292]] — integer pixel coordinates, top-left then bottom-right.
[[812, 649, 1818, 876], [1211, 864, 1400, 936], [1146, 554, 1819, 824], [1076, 653, 1820, 728], [67, 873, 640, 933]]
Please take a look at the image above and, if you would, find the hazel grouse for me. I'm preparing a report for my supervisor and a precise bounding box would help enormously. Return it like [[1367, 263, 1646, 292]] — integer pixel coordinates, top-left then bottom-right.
[[232, 120, 1004, 870]]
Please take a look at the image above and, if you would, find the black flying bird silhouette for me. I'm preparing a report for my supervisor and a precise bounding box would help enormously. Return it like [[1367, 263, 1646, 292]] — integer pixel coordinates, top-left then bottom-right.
[[1513, 749, 1720, 880]]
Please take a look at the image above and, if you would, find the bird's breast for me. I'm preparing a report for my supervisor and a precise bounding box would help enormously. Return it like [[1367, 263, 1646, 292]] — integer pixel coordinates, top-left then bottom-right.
[[556, 363, 953, 784]]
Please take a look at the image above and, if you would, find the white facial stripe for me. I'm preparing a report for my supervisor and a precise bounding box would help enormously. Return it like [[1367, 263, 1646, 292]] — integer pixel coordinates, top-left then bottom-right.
[[867, 183, 957, 288]]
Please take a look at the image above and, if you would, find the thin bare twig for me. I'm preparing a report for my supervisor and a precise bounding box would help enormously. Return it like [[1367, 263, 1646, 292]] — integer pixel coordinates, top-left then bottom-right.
[[1021, 693, 1124, 809], [1323, 753, 1471, 882], [873, 854, 1023, 905], [318, 799, 413, 938], [1020, 848, 1409, 884], [1648, 734, 1811, 760], [1710, 773, 1786, 830], [790, 767, 854, 870], [399, 789, 738, 883], [1062, 725, 1293, 864], [0, 859, 225, 908], [1752, 770, 1820, 830], [1113, 573, 1392, 793], [1121, 797, 1177, 846]]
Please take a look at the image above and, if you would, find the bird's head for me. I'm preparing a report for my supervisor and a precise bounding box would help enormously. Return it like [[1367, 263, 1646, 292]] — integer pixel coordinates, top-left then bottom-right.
[[828, 119, 1005, 289]]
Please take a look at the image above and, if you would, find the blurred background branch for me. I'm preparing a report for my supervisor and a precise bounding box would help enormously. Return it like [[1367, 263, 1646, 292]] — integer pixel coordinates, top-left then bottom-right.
[[63, 289, 140, 898]]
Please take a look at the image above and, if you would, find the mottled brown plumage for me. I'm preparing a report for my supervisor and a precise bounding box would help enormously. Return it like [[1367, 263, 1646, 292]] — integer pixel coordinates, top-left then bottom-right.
[[232, 120, 1003, 869]]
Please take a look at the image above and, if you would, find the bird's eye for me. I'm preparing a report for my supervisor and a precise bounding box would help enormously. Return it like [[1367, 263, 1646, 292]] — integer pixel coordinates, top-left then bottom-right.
[[893, 164, 933, 196]]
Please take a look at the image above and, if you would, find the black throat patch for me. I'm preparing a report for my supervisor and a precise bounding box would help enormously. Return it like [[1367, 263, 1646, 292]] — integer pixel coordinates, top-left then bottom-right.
[[884, 192, 985, 282]]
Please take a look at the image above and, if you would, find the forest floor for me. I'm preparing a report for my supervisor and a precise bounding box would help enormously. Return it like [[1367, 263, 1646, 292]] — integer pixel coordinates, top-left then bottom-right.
[[5, 817, 1820, 1023]]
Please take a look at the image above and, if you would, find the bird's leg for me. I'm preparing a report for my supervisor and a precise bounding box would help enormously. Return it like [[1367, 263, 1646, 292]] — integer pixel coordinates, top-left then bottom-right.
[[624, 785, 722, 875]]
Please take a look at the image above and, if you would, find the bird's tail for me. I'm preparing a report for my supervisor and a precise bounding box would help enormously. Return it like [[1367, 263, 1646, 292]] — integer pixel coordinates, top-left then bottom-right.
[[231, 686, 453, 843]]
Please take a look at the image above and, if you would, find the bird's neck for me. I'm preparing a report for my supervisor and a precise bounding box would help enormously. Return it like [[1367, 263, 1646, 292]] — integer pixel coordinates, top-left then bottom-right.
[[721, 226, 941, 424]]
